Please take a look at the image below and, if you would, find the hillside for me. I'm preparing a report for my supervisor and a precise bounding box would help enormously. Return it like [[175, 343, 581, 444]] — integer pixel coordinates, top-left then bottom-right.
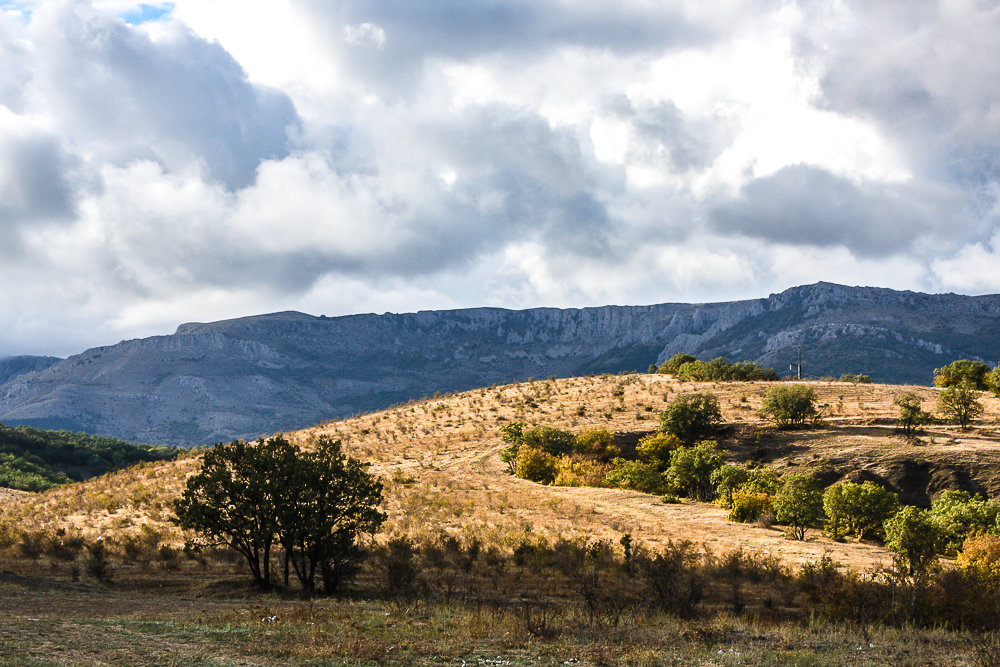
[[1, 282, 998, 446], [4, 374, 1000, 571]]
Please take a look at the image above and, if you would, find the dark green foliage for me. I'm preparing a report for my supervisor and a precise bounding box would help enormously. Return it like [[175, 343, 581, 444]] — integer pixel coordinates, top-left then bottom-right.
[[521, 426, 577, 457], [884, 506, 945, 576], [664, 440, 725, 501], [760, 384, 818, 428], [822, 481, 899, 541], [658, 392, 722, 443], [604, 458, 667, 494], [656, 353, 696, 375], [928, 490, 1000, 555], [666, 356, 779, 382], [934, 359, 991, 389], [937, 385, 984, 429], [838, 373, 872, 384], [773, 474, 823, 540], [499, 422, 525, 474], [174, 435, 384, 592], [987, 367, 1000, 397], [574, 428, 620, 462], [0, 422, 181, 491], [894, 392, 930, 435], [711, 464, 749, 508]]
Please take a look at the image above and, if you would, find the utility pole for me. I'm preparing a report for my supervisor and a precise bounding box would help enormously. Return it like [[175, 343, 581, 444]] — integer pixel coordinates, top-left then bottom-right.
[[789, 347, 802, 379]]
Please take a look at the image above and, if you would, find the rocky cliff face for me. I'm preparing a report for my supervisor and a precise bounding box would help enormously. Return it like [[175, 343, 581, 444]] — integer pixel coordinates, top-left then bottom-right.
[[1, 282, 997, 445]]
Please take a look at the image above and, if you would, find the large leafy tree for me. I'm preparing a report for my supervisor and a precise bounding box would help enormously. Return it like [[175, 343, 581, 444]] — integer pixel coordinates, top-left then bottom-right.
[[173, 437, 296, 587], [936, 384, 984, 430], [760, 384, 818, 428], [773, 473, 823, 540], [658, 392, 722, 444], [174, 436, 384, 593], [933, 359, 991, 389], [277, 437, 385, 594]]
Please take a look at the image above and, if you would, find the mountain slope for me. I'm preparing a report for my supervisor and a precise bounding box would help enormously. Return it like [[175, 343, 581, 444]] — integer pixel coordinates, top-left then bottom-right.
[[0, 282, 998, 445]]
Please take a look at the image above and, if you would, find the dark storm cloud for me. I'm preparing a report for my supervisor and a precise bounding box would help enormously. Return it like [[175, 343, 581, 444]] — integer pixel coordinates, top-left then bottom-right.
[[31, 2, 300, 189], [710, 165, 969, 257]]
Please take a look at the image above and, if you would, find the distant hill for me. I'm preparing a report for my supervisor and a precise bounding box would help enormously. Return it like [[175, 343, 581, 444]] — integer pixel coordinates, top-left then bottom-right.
[[0, 356, 61, 385], [0, 423, 182, 491], [0, 282, 997, 445]]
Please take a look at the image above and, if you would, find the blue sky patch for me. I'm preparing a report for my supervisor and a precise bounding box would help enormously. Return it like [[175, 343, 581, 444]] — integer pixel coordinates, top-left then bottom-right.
[[122, 3, 174, 25]]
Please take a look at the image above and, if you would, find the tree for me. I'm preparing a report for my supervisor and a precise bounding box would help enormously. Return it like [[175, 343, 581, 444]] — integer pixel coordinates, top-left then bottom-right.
[[664, 440, 725, 501], [636, 433, 681, 471], [658, 392, 722, 444], [773, 474, 823, 540], [521, 426, 576, 457], [276, 437, 386, 594], [760, 385, 818, 428], [514, 446, 558, 484], [987, 367, 1000, 397], [822, 481, 898, 542], [838, 373, 872, 384], [711, 465, 749, 508], [603, 458, 667, 495], [936, 385, 984, 430], [173, 437, 296, 588], [884, 506, 944, 576], [894, 392, 930, 435], [933, 359, 991, 389], [174, 436, 385, 593], [499, 422, 525, 474], [928, 490, 1000, 555], [575, 428, 620, 462], [657, 353, 696, 375]]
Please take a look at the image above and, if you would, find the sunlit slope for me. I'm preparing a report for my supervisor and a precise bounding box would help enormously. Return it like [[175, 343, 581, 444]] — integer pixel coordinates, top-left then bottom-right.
[[3, 374, 999, 570]]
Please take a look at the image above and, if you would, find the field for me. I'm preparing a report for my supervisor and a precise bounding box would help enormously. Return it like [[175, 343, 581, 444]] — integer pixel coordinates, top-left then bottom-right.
[[2, 374, 1000, 665]]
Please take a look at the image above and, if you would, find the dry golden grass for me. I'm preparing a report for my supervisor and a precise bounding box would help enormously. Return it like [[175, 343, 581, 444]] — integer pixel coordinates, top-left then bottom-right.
[[3, 374, 999, 572]]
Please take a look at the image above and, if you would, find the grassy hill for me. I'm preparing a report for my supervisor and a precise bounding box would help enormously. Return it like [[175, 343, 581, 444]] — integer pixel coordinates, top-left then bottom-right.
[[4, 373, 1000, 570], [3, 374, 1000, 664]]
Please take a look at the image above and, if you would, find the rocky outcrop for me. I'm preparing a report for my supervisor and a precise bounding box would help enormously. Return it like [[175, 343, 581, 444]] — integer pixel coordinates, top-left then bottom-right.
[[0, 282, 998, 445]]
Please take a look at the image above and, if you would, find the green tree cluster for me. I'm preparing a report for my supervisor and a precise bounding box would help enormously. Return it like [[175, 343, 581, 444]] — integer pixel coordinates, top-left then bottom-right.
[[759, 384, 818, 428], [822, 481, 899, 541], [655, 354, 778, 382], [933, 359, 991, 389], [174, 436, 385, 594], [658, 392, 722, 444]]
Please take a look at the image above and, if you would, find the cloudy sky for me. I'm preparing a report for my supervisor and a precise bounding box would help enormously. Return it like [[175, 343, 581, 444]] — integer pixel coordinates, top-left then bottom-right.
[[1, 0, 999, 357]]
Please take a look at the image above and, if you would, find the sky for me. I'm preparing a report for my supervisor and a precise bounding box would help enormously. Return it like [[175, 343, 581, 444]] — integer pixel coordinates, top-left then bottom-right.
[[1, 0, 1000, 357]]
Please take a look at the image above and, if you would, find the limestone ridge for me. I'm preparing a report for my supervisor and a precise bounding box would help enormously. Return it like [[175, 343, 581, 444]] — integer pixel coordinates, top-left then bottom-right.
[[0, 282, 997, 446]]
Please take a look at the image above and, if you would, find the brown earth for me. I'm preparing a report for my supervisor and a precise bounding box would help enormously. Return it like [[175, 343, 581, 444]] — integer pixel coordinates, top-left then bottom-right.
[[3, 374, 1000, 572]]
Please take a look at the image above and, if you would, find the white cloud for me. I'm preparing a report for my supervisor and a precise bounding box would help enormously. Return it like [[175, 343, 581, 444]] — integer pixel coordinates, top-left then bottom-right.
[[0, 0, 999, 357]]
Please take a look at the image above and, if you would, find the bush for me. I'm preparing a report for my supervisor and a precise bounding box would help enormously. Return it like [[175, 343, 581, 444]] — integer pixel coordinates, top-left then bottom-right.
[[664, 440, 725, 501], [635, 433, 681, 471], [658, 392, 722, 444], [499, 422, 526, 474], [957, 533, 1000, 581], [574, 428, 620, 462], [552, 457, 609, 487], [711, 465, 749, 508], [729, 491, 773, 523], [894, 392, 930, 435], [937, 385, 984, 430], [773, 474, 823, 540], [603, 458, 667, 495], [987, 367, 1000, 397], [928, 490, 1000, 555], [760, 384, 818, 428], [839, 373, 872, 384], [657, 353, 697, 375], [666, 356, 779, 382], [884, 506, 945, 576], [822, 481, 899, 542], [514, 447, 558, 484], [522, 426, 577, 457], [933, 359, 991, 389]]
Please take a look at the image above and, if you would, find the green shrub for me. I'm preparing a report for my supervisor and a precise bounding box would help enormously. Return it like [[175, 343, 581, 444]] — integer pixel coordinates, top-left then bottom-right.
[[552, 457, 609, 487], [894, 392, 930, 435], [636, 432, 681, 471], [522, 426, 577, 457], [514, 447, 558, 484], [929, 490, 1000, 555], [574, 428, 620, 462], [884, 506, 945, 576], [760, 385, 818, 428], [728, 491, 773, 523], [742, 467, 781, 495], [773, 474, 823, 540], [664, 440, 725, 501], [822, 481, 898, 542], [658, 393, 722, 444], [604, 458, 667, 495], [933, 359, 991, 389], [711, 464, 749, 508], [838, 373, 872, 384], [499, 422, 526, 474]]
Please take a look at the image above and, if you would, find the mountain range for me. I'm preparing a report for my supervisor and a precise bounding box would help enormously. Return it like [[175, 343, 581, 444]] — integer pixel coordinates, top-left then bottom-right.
[[1, 282, 998, 446]]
